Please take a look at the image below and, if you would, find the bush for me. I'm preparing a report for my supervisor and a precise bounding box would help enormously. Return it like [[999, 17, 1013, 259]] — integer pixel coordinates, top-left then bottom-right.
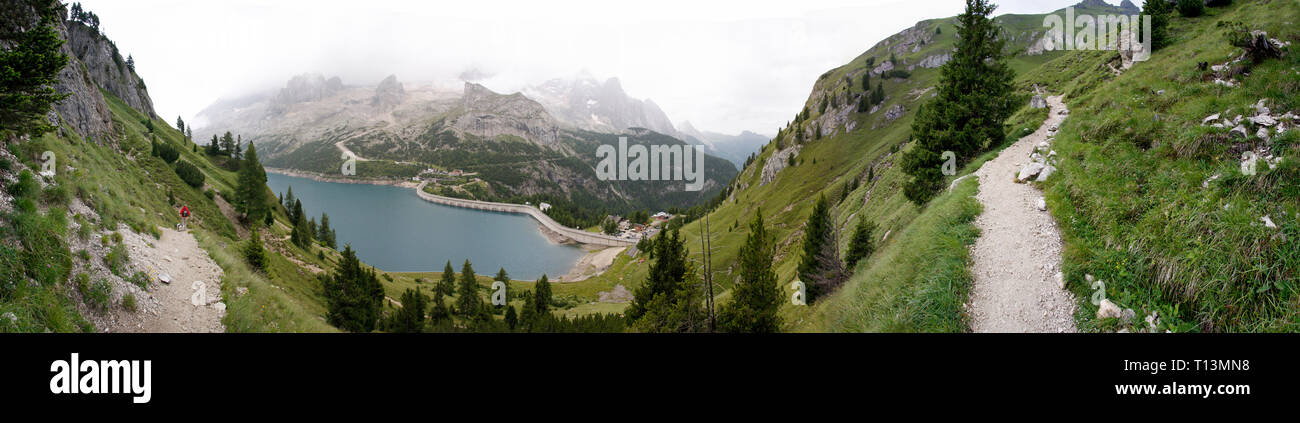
[[129, 271, 150, 289], [105, 243, 129, 276], [80, 279, 111, 311], [174, 160, 205, 188], [157, 142, 180, 164], [7, 170, 39, 199], [1177, 0, 1204, 17], [122, 293, 137, 312]]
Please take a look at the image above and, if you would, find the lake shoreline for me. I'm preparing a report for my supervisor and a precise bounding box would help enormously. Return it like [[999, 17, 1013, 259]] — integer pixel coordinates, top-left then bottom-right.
[[266, 171, 621, 283], [265, 167, 419, 188]]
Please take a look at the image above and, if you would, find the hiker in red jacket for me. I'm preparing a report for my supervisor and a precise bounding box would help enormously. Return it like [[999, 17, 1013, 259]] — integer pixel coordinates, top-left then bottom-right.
[[179, 205, 190, 230]]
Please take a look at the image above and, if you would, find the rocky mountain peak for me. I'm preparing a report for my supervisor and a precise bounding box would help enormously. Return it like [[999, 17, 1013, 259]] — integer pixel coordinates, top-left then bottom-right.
[[372, 74, 405, 108], [275, 73, 343, 105]]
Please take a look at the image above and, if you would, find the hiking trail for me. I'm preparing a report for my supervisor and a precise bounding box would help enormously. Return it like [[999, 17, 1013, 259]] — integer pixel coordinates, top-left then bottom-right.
[[968, 95, 1077, 333]]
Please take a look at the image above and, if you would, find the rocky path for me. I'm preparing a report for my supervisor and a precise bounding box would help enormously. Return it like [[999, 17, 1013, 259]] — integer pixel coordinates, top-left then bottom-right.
[[968, 95, 1077, 333], [103, 228, 226, 333]]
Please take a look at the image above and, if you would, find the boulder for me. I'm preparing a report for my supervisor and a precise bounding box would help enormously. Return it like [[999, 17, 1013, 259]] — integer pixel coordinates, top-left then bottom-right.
[[1097, 299, 1123, 319], [884, 104, 906, 122], [1030, 95, 1047, 109], [1249, 114, 1277, 127], [1230, 125, 1249, 138], [1036, 197, 1047, 211], [1202, 113, 1221, 125], [1036, 164, 1056, 182], [1017, 162, 1045, 182], [1261, 215, 1277, 229]]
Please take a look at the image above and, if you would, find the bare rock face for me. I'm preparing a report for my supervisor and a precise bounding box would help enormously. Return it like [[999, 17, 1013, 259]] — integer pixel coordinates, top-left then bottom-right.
[[916, 53, 951, 69], [62, 22, 156, 120], [450, 82, 562, 148], [884, 104, 906, 122], [760, 145, 801, 186], [34, 7, 157, 142], [274, 73, 343, 105], [523, 75, 680, 139], [371, 74, 405, 108]]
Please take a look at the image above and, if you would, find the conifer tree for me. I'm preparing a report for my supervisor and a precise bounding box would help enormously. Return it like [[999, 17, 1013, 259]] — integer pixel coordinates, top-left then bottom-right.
[[244, 228, 266, 271], [532, 274, 551, 315], [627, 229, 687, 321], [437, 260, 456, 296], [455, 260, 482, 318], [901, 0, 1015, 204], [797, 195, 846, 303], [0, 5, 68, 136], [235, 142, 268, 224], [388, 288, 428, 333], [322, 245, 384, 332], [1144, 0, 1172, 51], [717, 210, 781, 333], [504, 305, 518, 330], [845, 216, 878, 269]]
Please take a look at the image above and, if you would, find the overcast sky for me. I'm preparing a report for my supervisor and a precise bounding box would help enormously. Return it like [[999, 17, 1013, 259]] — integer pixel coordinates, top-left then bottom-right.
[[75, 0, 1099, 135]]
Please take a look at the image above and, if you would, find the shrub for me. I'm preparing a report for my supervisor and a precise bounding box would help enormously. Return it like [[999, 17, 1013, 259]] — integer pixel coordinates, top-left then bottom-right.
[[174, 160, 205, 188], [1177, 0, 1204, 17], [122, 293, 136, 312], [129, 271, 150, 289], [105, 243, 129, 276], [157, 142, 180, 164], [7, 170, 39, 199], [80, 279, 111, 311]]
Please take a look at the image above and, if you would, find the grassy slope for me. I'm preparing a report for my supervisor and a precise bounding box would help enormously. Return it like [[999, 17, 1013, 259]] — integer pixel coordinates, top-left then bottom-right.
[[1021, 1, 1299, 332], [552, 8, 1066, 330]]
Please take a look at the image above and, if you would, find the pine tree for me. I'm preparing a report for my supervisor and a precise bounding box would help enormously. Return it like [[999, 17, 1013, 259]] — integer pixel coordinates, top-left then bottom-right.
[[207, 134, 219, 155], [627, 229, 687, 321], [845, 216, 877, 269], [504, 305, 518, 330], [1144, 0, 1172, 51], [175, 116, 185, 133], [797, 195, 846, 303], [388, 288, 428, 333], [235, 142, 268, 224], [455, 260, 483, 318], [220, 131, 235, 156], [717, 210, 782, 333], [901, 0, 1015, 205], [0, 6, 68, 137], [437, 260, 456, 296], [532, 274, 551, 315], [322, 245, 384, 332], [429, 289, 450, 324], [626, 229, 707, 332], [317, 213, 336, 249], [244, 228, 267, 271]]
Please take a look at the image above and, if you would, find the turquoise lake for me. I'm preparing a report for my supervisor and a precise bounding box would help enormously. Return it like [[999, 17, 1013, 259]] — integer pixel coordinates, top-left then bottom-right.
[[266, 173, 585, 280]]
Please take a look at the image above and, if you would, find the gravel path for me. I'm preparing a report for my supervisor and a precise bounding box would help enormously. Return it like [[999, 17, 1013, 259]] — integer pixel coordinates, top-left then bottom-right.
[[102, 227, 226, 333], [968, 95, 1077, 333]]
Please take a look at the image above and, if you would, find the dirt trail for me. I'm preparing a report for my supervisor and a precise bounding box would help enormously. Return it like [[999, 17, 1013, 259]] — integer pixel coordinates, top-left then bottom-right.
[[103, 228, 226, 333], [968, 95, 1077, 333]]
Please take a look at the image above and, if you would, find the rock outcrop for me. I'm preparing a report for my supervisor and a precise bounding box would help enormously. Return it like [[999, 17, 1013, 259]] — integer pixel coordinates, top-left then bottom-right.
[[371, 75, 405, 108], [450, 82, 562, 148], [274, 73, 343, 106], [35, 7, 157, 141]]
